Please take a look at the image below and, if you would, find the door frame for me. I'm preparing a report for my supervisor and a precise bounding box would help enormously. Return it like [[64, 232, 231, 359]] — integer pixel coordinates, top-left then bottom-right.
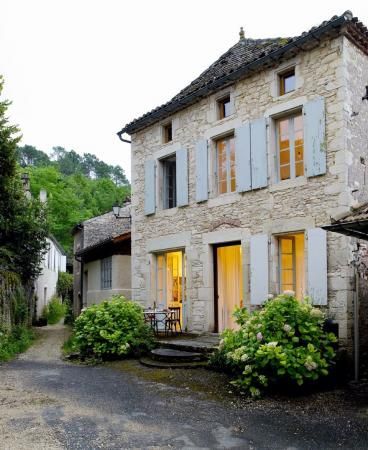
[[213, 241, 241, 333]]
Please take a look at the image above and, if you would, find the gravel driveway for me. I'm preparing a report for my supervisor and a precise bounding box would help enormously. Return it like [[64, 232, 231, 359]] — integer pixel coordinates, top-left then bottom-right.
[[0, 324, 367, 449]]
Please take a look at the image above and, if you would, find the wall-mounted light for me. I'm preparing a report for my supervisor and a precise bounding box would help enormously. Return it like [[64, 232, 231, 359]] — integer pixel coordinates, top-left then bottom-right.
[[112, 200, 131, 222]]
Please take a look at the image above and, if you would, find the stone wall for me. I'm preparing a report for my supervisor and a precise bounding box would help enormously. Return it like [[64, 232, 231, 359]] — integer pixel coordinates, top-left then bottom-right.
[[130, 35, 364, 348]]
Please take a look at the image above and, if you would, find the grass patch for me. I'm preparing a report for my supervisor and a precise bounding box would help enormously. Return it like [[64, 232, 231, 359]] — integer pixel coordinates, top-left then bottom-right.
[[0, 326, 35, 362]]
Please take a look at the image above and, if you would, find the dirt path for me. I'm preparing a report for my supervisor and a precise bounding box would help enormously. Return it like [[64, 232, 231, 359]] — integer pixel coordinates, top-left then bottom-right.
[[0, 325, 367, 449]]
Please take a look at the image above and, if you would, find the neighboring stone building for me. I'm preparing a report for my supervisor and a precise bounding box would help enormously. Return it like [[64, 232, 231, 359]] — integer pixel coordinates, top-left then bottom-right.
[[34, 236, 67, 318], [117, 12, 368, 353], [72, 205, 131, 316]]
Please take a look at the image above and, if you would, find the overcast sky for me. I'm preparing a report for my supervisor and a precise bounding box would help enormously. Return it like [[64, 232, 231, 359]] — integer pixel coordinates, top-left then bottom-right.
[[1, 0, 368, 180]]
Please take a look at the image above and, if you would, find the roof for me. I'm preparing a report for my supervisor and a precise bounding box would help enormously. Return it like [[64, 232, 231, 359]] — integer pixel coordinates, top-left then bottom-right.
[[322, 203, 368, 240], [73, 204, 131, 249], [117, 11, 368, 137], [75, 231, 131, 261]]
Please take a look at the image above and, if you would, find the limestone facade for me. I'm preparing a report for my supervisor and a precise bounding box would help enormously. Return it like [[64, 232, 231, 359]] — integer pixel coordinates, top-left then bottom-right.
[[130, 34, 368, 349]]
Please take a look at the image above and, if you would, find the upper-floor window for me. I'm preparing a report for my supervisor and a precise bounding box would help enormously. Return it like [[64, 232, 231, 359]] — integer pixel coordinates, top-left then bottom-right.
[[101, 256, 112, 290], [161, 154, 177, 209], [277, 113, 304, 181], [162, 122, 173, 144], [217, 95, 231, 120], [216, 135, 236, 194], [279, 68, 295, 96]]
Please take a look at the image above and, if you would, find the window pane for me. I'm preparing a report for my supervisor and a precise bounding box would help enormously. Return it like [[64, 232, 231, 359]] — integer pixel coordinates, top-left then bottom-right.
[[280, 238, 293, 253], [294, 114, 303, 132], [295, 162, 304, 177], [284, 74, 295, 93], [230, 137, 236, 192], [282, 254, 293, 270], [280, 150, 290, 165], [279, 119, 289, 136], [280, 165, 290, 180], [282, 270, 294, 286]]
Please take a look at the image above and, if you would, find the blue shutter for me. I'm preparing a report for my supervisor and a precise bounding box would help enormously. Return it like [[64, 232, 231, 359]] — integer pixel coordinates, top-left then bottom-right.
[[250, 234, 269, 305], [250, 118, 268, 189], [305, 97, 326, 177], [307, 228, 327, 305], [195, 139, 208, 202], [235, 123, 252, 192], [144, 159, 156, 215], [176, 148, 188, 207]]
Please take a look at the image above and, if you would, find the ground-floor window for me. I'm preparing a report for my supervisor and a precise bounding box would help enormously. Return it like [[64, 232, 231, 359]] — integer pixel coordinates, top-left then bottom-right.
[[278, 233, 305, 298], [155, 250, 186, 323]]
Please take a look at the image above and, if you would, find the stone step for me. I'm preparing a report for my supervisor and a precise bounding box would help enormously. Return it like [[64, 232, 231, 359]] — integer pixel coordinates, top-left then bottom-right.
[[150, 348, 204, 363], [158, 339, 219, 355], [140, 356, 208, 369]]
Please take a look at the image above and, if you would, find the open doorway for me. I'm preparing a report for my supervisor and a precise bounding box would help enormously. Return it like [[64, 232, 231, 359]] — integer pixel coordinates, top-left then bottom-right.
[[214, 242, 243, 332]]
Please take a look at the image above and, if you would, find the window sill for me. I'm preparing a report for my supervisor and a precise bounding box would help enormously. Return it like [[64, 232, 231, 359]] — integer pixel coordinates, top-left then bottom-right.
[[154, 207, 179, 217], [269, 176, 307, 192], [208, 191, 240, 208]]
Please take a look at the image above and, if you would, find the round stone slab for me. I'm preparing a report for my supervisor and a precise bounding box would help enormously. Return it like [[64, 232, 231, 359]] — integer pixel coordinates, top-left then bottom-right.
[[150, 348, 203, 362]]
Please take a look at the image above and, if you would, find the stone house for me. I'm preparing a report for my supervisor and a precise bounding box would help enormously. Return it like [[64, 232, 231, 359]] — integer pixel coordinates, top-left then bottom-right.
[[117, 11, 368, 352], [34, 235, 67, 318], [72, 206, 131, 316]]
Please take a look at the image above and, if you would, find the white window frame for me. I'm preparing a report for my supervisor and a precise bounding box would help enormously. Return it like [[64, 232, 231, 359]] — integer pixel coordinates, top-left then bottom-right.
[[215, 134, 235, 195], [159, 153, 177, 210], [155, 250, 186, 308], [276, 111, 304, 182], [101, 256, 112, 290]]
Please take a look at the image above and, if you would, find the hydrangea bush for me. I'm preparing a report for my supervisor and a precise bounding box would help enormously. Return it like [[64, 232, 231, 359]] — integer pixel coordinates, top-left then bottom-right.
[[73, 296, 154, 358], [211, 293, 337, 397]]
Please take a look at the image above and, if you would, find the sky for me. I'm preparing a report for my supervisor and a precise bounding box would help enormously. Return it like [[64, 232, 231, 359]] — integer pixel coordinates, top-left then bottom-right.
[[1, 1, 368, 181]]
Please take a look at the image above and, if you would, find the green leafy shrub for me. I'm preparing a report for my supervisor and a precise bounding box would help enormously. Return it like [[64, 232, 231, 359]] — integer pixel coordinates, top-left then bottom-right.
[[72, 296, 154, 358], [0, 326, 34, 361], [42, 296, 67, 324], [56, 272, 73, 301], [211, 294, 337, 397], [63, 299, 74, 326]]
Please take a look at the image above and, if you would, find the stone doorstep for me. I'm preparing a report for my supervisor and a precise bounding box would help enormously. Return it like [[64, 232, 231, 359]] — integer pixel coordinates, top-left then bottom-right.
[[157, 333, 220, 355], [139, 356, 209, 369], [150, 348, 204, 363]]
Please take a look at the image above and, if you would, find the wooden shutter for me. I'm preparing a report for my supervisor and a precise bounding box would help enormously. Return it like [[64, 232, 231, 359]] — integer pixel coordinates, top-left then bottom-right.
[[250, 118, 268, 189], [195, 139, 208, 202], [176, 148, 189, 207], [235, 123, 252, 192], [144, 159, 156, 215], [304, 97, 326, 177], [250, 234, 269, 305], [307, 228, 327, 305]]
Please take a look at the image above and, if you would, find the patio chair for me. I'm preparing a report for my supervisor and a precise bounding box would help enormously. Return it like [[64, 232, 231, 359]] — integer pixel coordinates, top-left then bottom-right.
[[166, 307, 182, 335]]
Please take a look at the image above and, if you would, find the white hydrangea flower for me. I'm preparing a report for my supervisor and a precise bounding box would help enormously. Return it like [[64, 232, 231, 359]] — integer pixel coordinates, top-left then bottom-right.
[[311, 308, 323, 318], [243, 365, 252, 374], [267, 341, 278, 348], [283, 324, 292, 333], [267, 294, 274, 300], [256, 332, 263, 341], [240, 353, 249, 362], [283, 290, 295, 296]]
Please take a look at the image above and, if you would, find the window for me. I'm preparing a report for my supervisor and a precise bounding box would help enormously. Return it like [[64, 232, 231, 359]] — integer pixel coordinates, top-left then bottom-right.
[[156, 250, 186, 324], [101, 257, 112, 290], [161, 154, 177, 209], [162, 122, 173, 143], [277, 113, 304, 181], [278, 233, 305, 299], [217, 95, 231, 119], [216, 135, 236, 194], [279, 68, 295, 95]]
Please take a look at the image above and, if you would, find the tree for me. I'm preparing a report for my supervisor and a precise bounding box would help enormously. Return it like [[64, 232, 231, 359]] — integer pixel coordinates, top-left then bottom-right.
[[17, 145, 50, 167], [0, 76, 49, 283]]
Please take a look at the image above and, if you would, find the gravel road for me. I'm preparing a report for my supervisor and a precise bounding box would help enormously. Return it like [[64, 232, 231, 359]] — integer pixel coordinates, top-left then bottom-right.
[[0, 324, 367, 449]]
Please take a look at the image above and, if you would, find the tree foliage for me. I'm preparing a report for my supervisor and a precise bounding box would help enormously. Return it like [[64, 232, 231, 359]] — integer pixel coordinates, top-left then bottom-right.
[[27, 165, 130, 253], [18, 144, 129, 186], [0, 76, 49, 282]]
